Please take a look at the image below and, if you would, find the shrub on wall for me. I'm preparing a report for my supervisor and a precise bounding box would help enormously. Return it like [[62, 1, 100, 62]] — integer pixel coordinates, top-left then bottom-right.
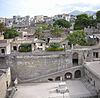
[[50, 43, 60, 48], [46, 42, 64, 51], [46, 48, 64, 51], [18, 48, 32, 52], [18, 43, 32, 52]]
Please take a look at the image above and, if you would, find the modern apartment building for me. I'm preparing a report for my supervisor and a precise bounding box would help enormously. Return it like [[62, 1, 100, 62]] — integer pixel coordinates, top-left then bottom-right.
[[5, 18, 13, 28], [53, 14, 76, 22], [13, 15, 30, 28], [34, 15, 45, 23]]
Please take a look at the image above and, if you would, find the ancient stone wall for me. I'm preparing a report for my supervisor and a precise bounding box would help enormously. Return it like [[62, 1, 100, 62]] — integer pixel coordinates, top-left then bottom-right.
[[0, 50, 85, 82], [6, 53, 69, 81], [0, 56, 8, 69], [0, 74, 7, 98]]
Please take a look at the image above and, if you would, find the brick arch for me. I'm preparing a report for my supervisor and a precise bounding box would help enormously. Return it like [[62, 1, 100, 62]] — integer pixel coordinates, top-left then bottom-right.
[[65, 72, 72, 80]]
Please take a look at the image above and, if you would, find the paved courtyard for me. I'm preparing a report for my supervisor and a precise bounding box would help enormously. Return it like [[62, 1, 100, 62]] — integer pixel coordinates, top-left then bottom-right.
[[13, 80, 91, 98]]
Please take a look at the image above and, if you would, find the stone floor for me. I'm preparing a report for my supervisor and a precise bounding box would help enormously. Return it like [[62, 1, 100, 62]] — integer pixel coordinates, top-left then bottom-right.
[[13, 80, 92, 98]]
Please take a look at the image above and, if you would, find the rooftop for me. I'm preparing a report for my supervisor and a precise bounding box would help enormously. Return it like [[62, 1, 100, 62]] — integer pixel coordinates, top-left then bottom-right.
[[84, 61, 100, 79], [0, 69, 6, 76], [0, 43, 8, 47]]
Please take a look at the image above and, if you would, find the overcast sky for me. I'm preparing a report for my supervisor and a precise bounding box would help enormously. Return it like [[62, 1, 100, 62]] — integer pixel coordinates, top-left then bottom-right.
[[0, 0, 100, 17]]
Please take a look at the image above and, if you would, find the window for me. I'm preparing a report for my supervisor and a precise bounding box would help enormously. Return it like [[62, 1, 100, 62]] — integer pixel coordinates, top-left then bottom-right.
[[33, 43, 36, 45], [1, 49, 5, 53], [72, 53, 78, 65], [13, 46, 17, 50], [40, 43, 42, 46], [93, 52, 99, 58]]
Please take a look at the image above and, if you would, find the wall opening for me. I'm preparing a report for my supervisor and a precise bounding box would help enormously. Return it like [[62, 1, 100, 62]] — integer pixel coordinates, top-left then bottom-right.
[[72, 53, 78, 65], [55, 76, 60, 81], [93, 52, 99, 58], [47, 38, 50, 43], [1, 49, 5, 53], [74, 70, 81, 78], [40, 43, 43, 46], [6, 81, 8, 89], [48, 78, 53, 81], [65, 72, 72, 80], [13, 46, 17, 51]]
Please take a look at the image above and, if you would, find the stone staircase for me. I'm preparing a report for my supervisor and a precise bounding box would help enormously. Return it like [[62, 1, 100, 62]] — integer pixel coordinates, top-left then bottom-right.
[[18, 66, 82, 83], [18, 68, 65, 83]]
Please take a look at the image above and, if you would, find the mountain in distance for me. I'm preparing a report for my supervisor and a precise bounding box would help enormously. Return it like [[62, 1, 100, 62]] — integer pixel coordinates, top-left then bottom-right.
[[69, 10, 82, 15], [69, 10, 96, 15], [84, 11, 95, 15]]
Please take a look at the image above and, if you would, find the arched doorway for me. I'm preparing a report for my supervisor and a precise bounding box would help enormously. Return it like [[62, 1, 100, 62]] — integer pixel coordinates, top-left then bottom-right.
[[72, 53, 78, 65], [65, 72, 72, 80], [55, 76, 60, 81], [74, 70, 81, 78], [48, 78, 53, 81]]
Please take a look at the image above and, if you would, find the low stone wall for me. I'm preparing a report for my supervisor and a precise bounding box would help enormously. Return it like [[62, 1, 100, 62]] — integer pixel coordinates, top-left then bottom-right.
[[0, 74, 7, 98], [7, 87, 17, 98]]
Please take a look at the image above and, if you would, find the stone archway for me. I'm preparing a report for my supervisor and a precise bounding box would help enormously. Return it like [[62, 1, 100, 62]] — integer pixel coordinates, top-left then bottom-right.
[[74, 70, 81, 78], [65, 72, 72, 80], [72, 52, 78, 65], [55, 76, 60, 81]]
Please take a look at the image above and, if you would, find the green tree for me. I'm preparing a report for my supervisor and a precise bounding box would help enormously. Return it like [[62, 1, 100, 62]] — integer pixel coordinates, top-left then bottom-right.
[[52, 25, 63, 37], [96, 10, 100, 19], [0, 23, 6, 32], [89, 19, 97, 27], [19, 43, 32, 52], [4, 28, 19, 39], [96, 10, 100, 23], [50, 43, 60, 48], [46, 42, 64, 51], [53, 19, 71, 28], [39, 24, 49, 30], [74, 14, 90, 30], [35, 27, 43, 38], [67, 30, 87, 46]]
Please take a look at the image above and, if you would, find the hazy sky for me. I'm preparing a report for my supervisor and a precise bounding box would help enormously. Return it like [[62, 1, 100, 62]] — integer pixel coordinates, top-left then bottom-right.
[[0, 0, 100, 17]]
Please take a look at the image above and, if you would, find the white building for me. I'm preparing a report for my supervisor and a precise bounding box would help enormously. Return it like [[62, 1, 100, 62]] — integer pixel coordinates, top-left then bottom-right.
[[0, 17, 5, 24], [0, 39, 12, 55], [5, 18, 13, 28], [13, 15, 30, 28], [53, 14, 76, 22], [34, 15, 45, 23]]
